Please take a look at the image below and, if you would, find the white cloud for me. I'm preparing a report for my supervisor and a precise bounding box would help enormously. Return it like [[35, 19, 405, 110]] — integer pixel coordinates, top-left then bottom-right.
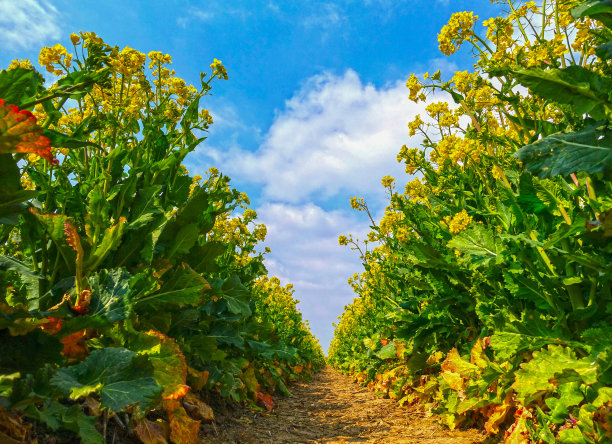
[[0, 0, 61, 51], [257, 202, 369, 350], [193, 67, 453, 350], [301, 3, 346, 30], [203, 69, 432, 204], [177, 4, 251, 27]]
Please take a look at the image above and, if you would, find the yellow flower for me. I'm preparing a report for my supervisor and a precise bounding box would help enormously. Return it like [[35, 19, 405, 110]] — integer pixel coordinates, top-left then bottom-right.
[[408, 114, 424, 136], [39, 43, 72, 75], [443, 210, 473, 234], [381, 176, 395, 188], [404, 177, 429, 203], [406, 74, 422, 101], [70, 33, 81, 45], [438, 11, 478, 56], [210, 59, 228, 80], [338, 235, 348, 246], [8, 59, 33, 70]]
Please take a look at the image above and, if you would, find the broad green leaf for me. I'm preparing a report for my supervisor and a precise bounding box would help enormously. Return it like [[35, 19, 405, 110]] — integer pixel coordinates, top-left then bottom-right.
[[447, 225, 502, 266], [573, 0, 612, 28], [207, 325, 244, 349], [26, 401, 104, 444], [0, 68, 43, 107], [0, 255, 42, 278], [155, 185, 214, 261], [128, 186, 164, 231], [135, 263, 208, 309], [376, 342, 396, 360], [51, 347, 162, 412], [515, 122, 612, 178], [128, 330, 188, 400], [59, 268, 134, 335], [514, 66, 612, 119], [545, 382, 584, 424], [513, 345, 599, 403], [0, 329, 63, 373], [32, 212, 76, 272]]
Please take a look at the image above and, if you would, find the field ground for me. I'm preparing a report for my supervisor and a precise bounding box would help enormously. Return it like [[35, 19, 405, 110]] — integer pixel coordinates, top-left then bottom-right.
[[201, 366, 486, 444]]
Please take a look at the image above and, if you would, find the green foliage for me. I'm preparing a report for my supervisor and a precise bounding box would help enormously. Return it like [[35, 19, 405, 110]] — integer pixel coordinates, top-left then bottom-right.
[[0, 33, 323, 442], [330, 1, 612, 442]]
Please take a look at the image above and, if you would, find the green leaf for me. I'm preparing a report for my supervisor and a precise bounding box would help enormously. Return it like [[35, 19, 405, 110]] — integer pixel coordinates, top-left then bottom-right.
[[545, 382, 584, 424], [0, 255, 42, 278], [128, 330, 188, 399], [0, 68, 43, 107], [86, 268, 132, 322], [447, 225, 502, 266], [135, 263, 208, 309], [376, 342, 396, 360], [127, 186, 164, 231], [514, 66, 612, 119], [573, 0, 612, 28], [515, 122, 612, 178], [154, 184, 216, 261], [0, 329, 63, 373], [26, 401, 104, 444], [83, 219, 127, 273], [51, 347, 162, 412], [43, 128, 100, 149], [513, 345, 599, 403], [208, 325, 244, 349]]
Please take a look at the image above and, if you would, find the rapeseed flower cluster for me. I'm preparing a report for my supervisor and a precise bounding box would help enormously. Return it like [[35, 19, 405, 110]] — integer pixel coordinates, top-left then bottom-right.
[[7, 59, 33, 70], [406, 74, 425, 102], [39, 43, 72, 75], [442, 210, 473, 234], [403, 178, 429, 203], [431, 135, 482, 168], [210, 59, 228, 80], [397, 146, 422, 175], [438, 11, 478, 56]]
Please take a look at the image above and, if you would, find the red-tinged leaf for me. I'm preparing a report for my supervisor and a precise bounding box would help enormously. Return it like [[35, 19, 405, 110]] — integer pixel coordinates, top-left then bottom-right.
[[0, 98, 57, 165], [504, 407, 532, 443], [61, 330, 88, 360], [183, 393, 214, 422], [70, 289, 91, 315], [40, 316, 64, 334], [441, 348, 478, 378], [134, 418, 169, 444], [484, 399, 513, 435], [380, 338, 389, 346], [130, 330, 189, 400], [168, 405, 200, 444], [255, 391, 275, 411], [294, 365, 304, 374]]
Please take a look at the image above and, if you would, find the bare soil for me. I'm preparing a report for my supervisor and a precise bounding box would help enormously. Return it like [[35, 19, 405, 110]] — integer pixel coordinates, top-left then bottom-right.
[[200, 366, 487, 444]]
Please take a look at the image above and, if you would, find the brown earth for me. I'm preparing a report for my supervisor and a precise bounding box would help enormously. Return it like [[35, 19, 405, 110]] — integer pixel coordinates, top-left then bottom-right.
[[200, 366, 488, 444]]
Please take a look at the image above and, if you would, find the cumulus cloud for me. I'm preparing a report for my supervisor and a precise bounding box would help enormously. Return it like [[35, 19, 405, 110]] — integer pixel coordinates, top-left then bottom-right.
[[257, 202, 368, 350], [301, 3, 346, 30], [0, 0, 61, 51], [193, 68, 455, 350], [177, 4, 251, 27], [203, 69, 431, 204]]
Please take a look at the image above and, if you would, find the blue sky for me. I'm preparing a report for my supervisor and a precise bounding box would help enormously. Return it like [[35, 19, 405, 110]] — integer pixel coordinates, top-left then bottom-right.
[[1, 0, 504, 351]]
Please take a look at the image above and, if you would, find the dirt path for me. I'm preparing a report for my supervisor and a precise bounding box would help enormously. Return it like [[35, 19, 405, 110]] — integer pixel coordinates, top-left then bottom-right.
[[200, 366, 486, 444]]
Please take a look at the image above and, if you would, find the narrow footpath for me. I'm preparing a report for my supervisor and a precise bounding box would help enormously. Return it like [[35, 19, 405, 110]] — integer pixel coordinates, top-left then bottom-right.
[[200, 366, 487, 444]]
